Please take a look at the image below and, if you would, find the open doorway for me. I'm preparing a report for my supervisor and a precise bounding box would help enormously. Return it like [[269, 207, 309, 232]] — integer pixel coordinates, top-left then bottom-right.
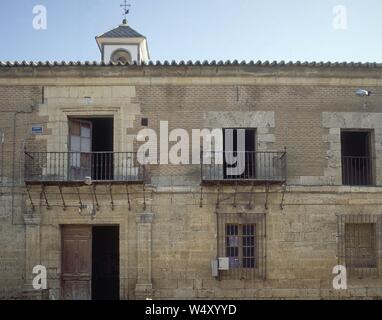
[[223, 129, 256, 179], [92, 226, 120, 300], [341, 130, 373, 186], [68, 117, 114, 181]]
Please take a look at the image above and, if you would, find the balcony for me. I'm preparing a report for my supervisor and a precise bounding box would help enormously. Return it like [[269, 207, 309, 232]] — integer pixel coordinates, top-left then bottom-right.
[[24, 152, 144, 185], [201, 151, 287, 184], [342, 156, 373, 186]]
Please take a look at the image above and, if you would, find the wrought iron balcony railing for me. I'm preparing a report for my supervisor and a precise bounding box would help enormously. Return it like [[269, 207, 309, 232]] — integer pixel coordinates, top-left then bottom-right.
[[201, 151, 287, 183], [342, 156, 374, 186], [25, 152, 144, 184]]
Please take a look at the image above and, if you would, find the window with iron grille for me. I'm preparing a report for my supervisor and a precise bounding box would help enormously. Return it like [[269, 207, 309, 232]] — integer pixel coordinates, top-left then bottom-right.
[[337, 214, 381, 278], [218, 212, 266, 280]]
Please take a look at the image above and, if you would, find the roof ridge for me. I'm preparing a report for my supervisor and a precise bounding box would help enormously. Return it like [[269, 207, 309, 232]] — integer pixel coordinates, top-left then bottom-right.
[[1, 60, 382, 68], [97, 24, 145, 39]]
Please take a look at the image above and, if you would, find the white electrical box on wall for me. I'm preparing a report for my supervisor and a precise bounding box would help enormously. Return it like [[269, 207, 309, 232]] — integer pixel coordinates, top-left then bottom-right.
[[218, 257, 230, 271], [212, 257, 230, 277]]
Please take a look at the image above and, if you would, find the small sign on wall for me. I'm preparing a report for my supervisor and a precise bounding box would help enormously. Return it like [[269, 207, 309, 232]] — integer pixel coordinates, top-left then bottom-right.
[[31, 126, 43, 135]]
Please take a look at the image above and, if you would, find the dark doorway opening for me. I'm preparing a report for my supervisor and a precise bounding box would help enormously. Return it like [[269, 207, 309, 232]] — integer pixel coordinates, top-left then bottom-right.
[[90, 118, 114, 180], [223, 129, 256, 179], [92, 226, 120, 300], [90, 118, 114, 153], [341, 131, 373, 186], [68, 117, 114, 181]]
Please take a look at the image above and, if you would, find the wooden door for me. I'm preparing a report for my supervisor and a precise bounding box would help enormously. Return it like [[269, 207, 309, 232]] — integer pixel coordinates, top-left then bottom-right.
[[69, 119, 92, 180], [62, 226, 92, 300]]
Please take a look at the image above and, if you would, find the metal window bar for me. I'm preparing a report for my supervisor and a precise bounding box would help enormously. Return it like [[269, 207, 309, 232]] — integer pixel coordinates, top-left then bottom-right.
[[24, 152, 143, 183], [217, 212, 266, 280], [337, 214, 381, 278], [341, 156, 373, 186], [201, 151, 287, 183]]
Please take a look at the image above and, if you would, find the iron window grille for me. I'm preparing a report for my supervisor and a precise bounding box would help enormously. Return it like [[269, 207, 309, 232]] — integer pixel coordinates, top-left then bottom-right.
[[217, 212, 266, 280], [337, 214, 382, 278]]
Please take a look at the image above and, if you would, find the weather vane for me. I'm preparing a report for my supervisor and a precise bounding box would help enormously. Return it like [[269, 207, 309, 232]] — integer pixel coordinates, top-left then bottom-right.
[[120, 0, 131, 23]]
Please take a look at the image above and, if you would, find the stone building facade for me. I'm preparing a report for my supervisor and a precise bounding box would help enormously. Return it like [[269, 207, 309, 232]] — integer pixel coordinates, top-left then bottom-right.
[[1, 22, 382, 300]]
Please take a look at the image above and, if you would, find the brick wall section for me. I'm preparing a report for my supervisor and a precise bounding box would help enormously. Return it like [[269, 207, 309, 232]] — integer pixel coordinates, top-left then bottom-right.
[[0, 86, 47, 185], [135, 85, 380, 183], [0, 86, 43, 298]]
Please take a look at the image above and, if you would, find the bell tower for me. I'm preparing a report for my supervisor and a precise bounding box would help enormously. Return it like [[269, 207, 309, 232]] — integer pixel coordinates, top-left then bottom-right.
[[95, 2, 149, 64]]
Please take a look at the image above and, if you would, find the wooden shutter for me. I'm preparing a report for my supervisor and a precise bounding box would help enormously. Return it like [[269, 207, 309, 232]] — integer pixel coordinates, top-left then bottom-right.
[[69, 120, 92, 180]]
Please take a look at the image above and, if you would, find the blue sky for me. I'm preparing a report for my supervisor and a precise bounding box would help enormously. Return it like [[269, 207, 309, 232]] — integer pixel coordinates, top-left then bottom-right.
[[0, 0, 381, 62]]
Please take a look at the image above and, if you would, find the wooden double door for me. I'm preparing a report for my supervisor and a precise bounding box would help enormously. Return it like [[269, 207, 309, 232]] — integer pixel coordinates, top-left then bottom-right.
[[61, 225, 120, 300]]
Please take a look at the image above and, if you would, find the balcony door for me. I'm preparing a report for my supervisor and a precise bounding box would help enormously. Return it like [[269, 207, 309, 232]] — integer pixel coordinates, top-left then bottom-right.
[[341, 130, 373, 186], [69, 119, 92, 181], [223, 129, 256, 180]]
